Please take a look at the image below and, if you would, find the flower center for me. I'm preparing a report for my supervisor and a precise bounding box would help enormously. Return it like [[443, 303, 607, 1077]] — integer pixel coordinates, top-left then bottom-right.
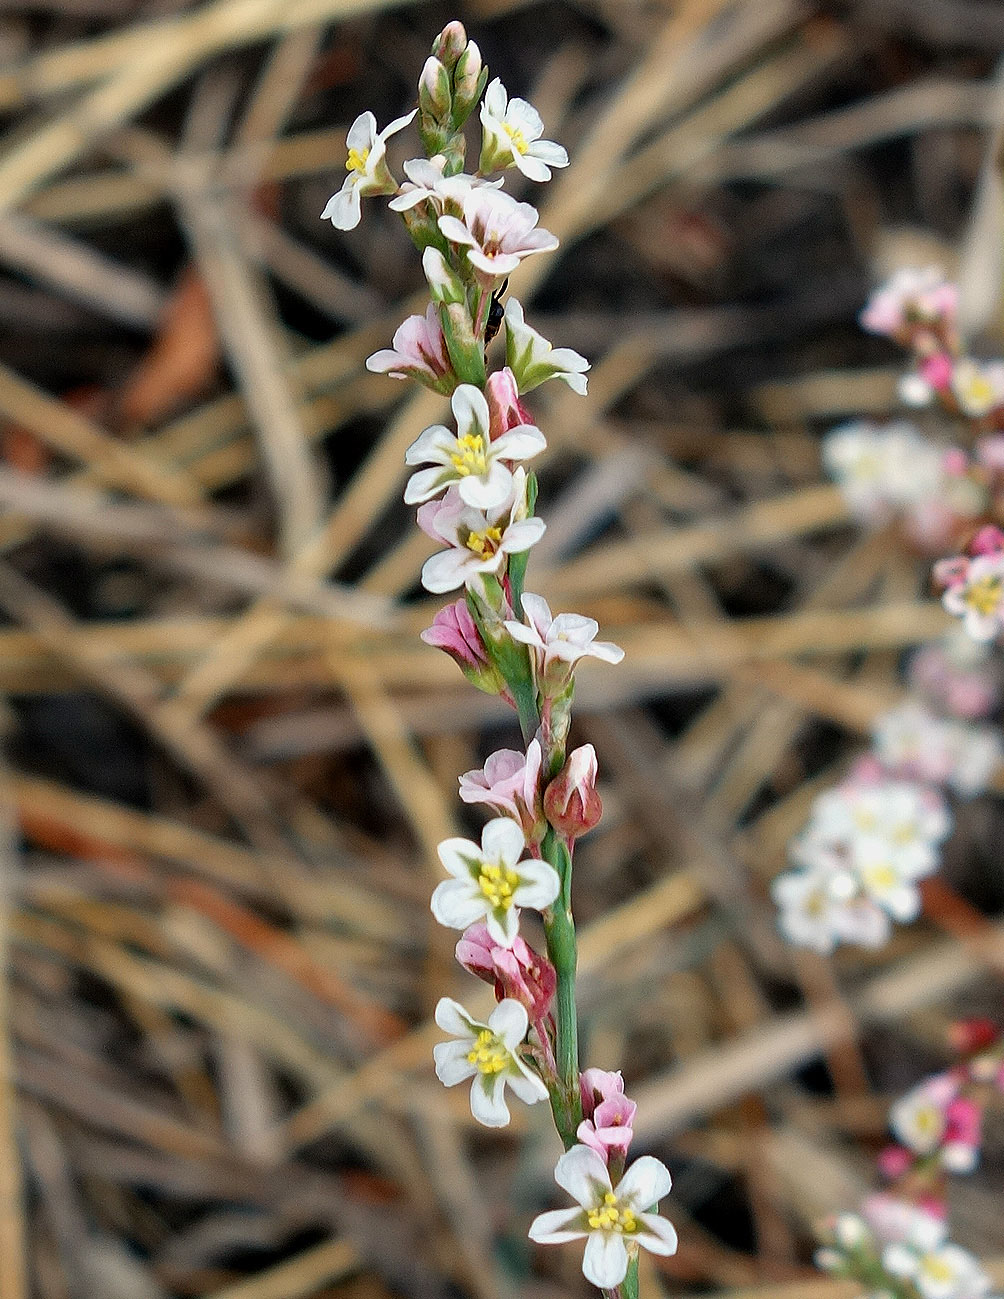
[[920, 1256, 956, 1285], [854, 809, 878, 832], [964, 575, 1002, 616], [466, 1028, 508, 1074], [862, 862, 898, 892], [503, 123, 529, 156], [478, 860, 520, 910], [465, 525, 503, 560], [915, 1106, 943, 1136], [345, 146, 370, 175], [587, 1193, 638, 1235], [451, 432, 488, 476]]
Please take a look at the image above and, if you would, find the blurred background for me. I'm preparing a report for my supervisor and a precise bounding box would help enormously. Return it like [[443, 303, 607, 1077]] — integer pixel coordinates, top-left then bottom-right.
[[0, 0, 1003, 1296]]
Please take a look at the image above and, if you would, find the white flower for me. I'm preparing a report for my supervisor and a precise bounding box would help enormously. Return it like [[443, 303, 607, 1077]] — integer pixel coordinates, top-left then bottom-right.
[[889, 1074, 958, 1155], [952, 359, 1004, 419], [504, 298, 589, 395], [859, 267, 957, 337], [941, 719, 1003, 797], [872, 703, 1002, 797], [854, 844, 925, 922], [479, 77, 569, 182], [433, 996, 548, 1127], [438, 188, 558, 280], [321, 109, 417, 230], [529, 1145, 677, 1289], [883, 1238, 991, 1299], [388, 155, 501, 213], [366, 303, 454, 392], [943, 554, 1004, 642], [404, 383, 546, 509], [809, 779, 951, 877], [504, 593, 624, 676], [417, 468, 545, 593], [861, 1193, 947, 1247], [430, 816, 559, 946], [822, 423, 945, 522], [771, 865, 890, 954]]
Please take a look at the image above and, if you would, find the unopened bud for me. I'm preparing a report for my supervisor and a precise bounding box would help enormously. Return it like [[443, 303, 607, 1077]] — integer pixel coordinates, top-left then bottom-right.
[[422, 246, 465, 305], [452, 40, 486, 127], [432, 20, 467, 72], [486, 366, 532, 439], [544, 744, 602, 838], [419, 56, 452, 122]]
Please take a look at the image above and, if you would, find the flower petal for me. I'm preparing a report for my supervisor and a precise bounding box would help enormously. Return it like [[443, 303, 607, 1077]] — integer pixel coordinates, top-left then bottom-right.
[[616, 1155, 672, 1211], [433, 1039, 477, 1087], [458, 461, 513, 509], [520, 593, 553, 635], [421, 549, 478, 594], [487, 997, 529, 1047], [451, 384, 491, 441], [481, 816, 527, 866], [437, 836, 482, 878], [512, 859, 560, 911], [527, 1207, 588, 1244], [431, 879, 486, 931], [635, 1212, 679, 1256], [493, 425, 547, 461], [469, 1072, 511, 1127], [507, 1065, 549, 1105], [485, 903, 520, 947], [405, 425, 456, 466], [582, 1230, 629, 1289], [321, 182, 361, 231], [554, 1144, 612, 1207], [404, 466, 452, 505], [434, 996, 476, 1037], [345, 110, 376, 152]]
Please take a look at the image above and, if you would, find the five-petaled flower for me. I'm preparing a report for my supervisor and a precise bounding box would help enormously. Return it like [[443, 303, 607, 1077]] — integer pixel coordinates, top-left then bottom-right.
[[322, 109, 417, 230], [430, 816, 560, 946], [417, 468, 545, 593], [433, 996, 548, 1126], [504, 298, 589, 394], [479, 77, 569, 181], [404, 383, 546, 509], [504, 593, 625, 682], [940, 552, 1004, 642], [438, 188, 558, 280], [529, 1144, 678, 1289]]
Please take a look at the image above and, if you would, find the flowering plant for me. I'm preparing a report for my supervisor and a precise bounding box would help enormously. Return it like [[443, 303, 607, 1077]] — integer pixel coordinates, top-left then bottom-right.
[[325, 22, 672, 1296]]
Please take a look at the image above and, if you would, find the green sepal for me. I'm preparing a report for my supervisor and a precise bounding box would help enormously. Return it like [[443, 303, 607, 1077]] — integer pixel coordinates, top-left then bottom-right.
[[465, 581, 538, 742], [440, 302, 486, 386], [505, 471, 537, 618]]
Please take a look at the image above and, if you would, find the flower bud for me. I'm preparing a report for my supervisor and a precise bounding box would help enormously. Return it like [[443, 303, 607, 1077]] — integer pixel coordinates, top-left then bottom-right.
[[432, 20, 467, 72], [486, 366, 533, 440], [419, 56, 452, 122], [544, 743, 602, 838], [452, 40, 486, 127], [421, 599, 505, 696], [456, 922, 556, 1020], [422, 246, 465, 305]]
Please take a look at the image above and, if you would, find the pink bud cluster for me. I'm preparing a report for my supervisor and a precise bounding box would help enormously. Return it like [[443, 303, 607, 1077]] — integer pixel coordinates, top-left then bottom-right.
[[578, 1068, 637, 1169]]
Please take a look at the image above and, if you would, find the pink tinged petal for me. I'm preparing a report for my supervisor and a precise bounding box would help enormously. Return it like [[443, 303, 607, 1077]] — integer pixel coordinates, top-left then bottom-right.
[[576, 1120, 609, 1157], [346, 111, 377, 152], [616, 1155, 672, 1211], [487, 997, 529, 1047], [321, 183, 362, 230], [492, 425, 547, 461], [433, 1040, 477, 1087], [481, 816, 527, 866], [507, 1066, 549, 1105], [434, 996, 476, 1037], [437, 836, 483, 879], [457, 461, 513, 509], [528, 1208, 588, 1244], [635, 1213, 679, 1256], [431, 879, 487, 930], [521, 593, 553, 637], [470, 1071, 511, 1127], [365, 350, 409, 376], [512, 860, 561, 911], [582, 1230, 630, 1289], [594, 1096, 637, 1128], [554, 1144, 613, 1206], [468, 249, 524, 277], [438, 214, 477, 245]]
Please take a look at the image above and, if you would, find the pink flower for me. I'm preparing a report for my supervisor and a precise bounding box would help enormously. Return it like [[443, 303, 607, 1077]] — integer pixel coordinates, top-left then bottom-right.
[[920, 353, 954, 391], [459, 739, 545, 842], [366, 304, 454, 392], [456, 922, 556, 1021], [878, 1144, 915, 1179], [970, 525, 1004, 556], [859, 268, 957, 339], [577, 1094, 637, 1161], [942, 552, 1004, 641], [544, 743, 603, 839], [580, 1068, 625, 1119], [438, 188, 558, 280], [941, 1097, 982, 1172], [486, 366, 533, 440]]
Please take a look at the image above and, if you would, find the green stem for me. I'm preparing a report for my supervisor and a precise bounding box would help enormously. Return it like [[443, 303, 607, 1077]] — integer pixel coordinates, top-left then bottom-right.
[[541, 828, 581, 1146]]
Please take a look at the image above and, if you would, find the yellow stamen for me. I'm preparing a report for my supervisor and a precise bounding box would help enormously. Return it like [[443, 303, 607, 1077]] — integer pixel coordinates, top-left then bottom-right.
[[466, 526, 503, 560], [862, 863, 898, 891], [465, 1028, 508, 1074], [964, 575, 1002, 617], [345, 146, 370, 175], [450, 432, 488, 477], [586, 1193, 638, 1235], [503, 123, 529, 156], [478, 860, 520, 911]]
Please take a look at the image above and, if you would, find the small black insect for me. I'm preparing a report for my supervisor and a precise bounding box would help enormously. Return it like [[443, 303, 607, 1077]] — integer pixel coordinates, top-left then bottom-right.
[[484, 277, 509, 343]]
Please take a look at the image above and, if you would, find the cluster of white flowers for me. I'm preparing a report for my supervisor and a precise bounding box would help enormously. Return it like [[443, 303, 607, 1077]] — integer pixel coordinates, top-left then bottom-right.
[[815, 1204, 992, 1299], [326, 25, 675, 1292], [871, 702, 1001, 798], [774, 772, 951, 953]]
